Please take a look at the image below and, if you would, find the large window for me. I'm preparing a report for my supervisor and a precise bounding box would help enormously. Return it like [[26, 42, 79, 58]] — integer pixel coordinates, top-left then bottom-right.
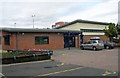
[[4, 35, 10, 45], [35, 36, 49, 44]]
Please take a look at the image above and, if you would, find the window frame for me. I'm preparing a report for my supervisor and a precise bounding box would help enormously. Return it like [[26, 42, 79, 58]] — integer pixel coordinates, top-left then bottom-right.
[[4, 35, 10, 45], [35, 36, 49, 45]]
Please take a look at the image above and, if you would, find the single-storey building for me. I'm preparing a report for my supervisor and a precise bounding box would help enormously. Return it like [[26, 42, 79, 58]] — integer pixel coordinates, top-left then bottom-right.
[[54, 19, 110, 42], [0, 20, 110, 51], [0, 28, 82, 50]]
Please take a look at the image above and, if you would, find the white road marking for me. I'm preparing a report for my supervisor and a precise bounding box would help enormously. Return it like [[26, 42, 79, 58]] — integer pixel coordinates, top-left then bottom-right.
[[38, 66, 84, 76], [1, 60, 51, 67], [56, 63, 64, 67], [62, 54, 65, 55], [0, 73, 5, 77], [102, 71, 117, 76]]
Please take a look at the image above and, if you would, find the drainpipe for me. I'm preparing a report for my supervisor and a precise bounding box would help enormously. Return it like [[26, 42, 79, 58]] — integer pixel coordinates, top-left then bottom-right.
[[80, 31, 83, 44], [16, 32, 19, 50], [68, 31, 70, 50]]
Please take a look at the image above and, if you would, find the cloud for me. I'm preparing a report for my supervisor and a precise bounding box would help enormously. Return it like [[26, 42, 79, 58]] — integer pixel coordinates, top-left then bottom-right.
[[0, 0, 101, 2], [0, 2, 71, 28], [0, 0, 119, 28], [57, 0, 118, 23]]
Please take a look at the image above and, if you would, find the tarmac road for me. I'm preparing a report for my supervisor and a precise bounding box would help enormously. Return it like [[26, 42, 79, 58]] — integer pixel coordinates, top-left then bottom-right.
[[2, 60, 118, 78]]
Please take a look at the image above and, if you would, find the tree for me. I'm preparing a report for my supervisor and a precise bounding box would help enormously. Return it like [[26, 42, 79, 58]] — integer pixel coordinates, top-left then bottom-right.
[[103, 23, 118, 41], [116, 24, 120, 35]]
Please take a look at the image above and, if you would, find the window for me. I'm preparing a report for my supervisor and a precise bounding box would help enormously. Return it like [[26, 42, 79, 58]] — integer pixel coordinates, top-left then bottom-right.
[[4, 35, 10, 45], [81, 29, 103, 32], [35, 36, 49, 44], [92, 40, 97, 43], [0, 36, 1, 44]]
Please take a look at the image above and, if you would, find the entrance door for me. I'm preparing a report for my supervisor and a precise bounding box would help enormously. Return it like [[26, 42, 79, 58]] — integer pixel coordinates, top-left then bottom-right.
[[64, 36, 75, 48]]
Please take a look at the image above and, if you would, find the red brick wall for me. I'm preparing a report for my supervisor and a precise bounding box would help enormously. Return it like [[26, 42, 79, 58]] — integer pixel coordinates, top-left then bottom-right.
[[1, 32, 12, 50], [1, 31, 109, 50], [2, 32, 64, 50], [75, 35, 109, 47], [83, 35, 109, 42]]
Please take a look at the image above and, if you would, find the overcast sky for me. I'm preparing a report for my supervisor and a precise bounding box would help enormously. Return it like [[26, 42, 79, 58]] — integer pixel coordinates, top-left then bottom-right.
[[0, 0, 119, 28]]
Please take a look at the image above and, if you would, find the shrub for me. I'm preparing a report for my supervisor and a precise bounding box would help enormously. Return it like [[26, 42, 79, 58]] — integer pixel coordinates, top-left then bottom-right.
[[112, 39, 120, 43]]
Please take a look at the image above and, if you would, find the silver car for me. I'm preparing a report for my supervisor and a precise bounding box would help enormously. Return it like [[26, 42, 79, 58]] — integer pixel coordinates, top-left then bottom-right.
[[80, 40, 104, 51]]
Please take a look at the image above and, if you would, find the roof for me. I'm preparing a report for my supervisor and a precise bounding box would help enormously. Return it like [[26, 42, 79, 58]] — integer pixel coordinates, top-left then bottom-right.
[[1, 28, 80, 33], [54, 19, 110, 29]]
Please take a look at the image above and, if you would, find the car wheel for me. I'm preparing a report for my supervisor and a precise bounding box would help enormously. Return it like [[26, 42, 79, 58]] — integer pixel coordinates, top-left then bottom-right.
[[106, 46, 109, 49], [93, 47, 96, 51], [80, 46, 84, 50]]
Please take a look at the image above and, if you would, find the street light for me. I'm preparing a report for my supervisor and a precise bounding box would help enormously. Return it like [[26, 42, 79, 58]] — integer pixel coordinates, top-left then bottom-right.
[[32, 15, 35, 28], [14, 23, 16, 28]]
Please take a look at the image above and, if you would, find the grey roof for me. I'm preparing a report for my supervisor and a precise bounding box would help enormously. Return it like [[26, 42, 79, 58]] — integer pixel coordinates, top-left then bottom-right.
[[55, 19, 110, 29], [1, 28, 80, 33]]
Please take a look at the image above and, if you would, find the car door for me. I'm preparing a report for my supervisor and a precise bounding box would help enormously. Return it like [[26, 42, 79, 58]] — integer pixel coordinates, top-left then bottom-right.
[[82, 42, 88, 49], [86, 41, 92, 49]]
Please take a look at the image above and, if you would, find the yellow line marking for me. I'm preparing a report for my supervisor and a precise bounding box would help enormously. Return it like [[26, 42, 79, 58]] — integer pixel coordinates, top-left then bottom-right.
[[1, 60, 51, 67], [102, 71, 117, 76], [38, 67, 84, 76]]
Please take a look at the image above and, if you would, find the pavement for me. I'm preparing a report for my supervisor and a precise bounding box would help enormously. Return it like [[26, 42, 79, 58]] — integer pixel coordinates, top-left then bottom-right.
[[52, 48, 118, 72]]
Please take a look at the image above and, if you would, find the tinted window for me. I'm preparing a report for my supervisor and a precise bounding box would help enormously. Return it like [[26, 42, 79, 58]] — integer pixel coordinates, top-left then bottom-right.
[[4, 35, 10, 45], [35, 36, 49, 44]]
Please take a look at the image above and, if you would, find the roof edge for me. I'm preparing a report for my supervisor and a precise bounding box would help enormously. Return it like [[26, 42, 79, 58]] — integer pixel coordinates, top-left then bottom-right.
[[54, 19, 110, 29]]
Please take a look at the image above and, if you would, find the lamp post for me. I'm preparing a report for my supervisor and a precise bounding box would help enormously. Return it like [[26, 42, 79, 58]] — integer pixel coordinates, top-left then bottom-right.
[[32, 15, 35, 28], [14, 23, 16, 28]]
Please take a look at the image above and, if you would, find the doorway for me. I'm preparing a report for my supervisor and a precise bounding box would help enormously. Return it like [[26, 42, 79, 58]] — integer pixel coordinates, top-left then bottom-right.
[[64, 36, 75, 48]]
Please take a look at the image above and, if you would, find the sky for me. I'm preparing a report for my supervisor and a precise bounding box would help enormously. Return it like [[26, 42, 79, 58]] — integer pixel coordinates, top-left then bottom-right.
[[0, 0, 119, 28]]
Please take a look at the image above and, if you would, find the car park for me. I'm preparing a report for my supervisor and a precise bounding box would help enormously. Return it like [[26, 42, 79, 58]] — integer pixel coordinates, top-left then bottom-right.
[[80, 40, 104, 51]]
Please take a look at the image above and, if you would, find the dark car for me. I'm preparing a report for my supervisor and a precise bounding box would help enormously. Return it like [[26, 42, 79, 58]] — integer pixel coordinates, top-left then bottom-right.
[[103, 41, 115, 49]]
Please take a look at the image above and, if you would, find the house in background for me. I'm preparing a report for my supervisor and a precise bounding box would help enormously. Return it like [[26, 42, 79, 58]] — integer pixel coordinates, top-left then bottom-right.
[[52, 22, 68, 28], [54, 19, 110, 42], [0, 28, 81, 50]]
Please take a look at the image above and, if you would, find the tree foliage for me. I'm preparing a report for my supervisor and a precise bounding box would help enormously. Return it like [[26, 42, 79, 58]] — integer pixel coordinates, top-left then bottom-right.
[[103, 23, 118, 41], [116, 24, 120, 35]]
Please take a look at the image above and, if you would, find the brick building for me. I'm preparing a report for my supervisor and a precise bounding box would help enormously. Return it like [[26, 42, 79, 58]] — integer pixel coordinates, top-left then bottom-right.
[[0, 28, 81, 50], [54, 19, 110, 42], [52, 22, 68, 28], [0, 20, 110, 51]]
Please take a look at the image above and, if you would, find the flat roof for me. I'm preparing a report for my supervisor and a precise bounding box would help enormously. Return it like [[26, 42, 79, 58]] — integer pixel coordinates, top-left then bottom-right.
[[1, 28, 80, 33], [55, 19, 110, 29]]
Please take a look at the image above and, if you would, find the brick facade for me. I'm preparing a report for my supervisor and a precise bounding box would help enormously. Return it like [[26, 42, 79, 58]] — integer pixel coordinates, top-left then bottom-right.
[[83, 35, 109, 42], [0, 30, 109, 50], [1, 32, 64, 50]]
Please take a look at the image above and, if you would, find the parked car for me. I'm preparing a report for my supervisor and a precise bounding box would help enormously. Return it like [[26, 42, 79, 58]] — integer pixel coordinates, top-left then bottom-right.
[[102, 41, 115, 49], [80, 40, 104, 51], [114, 43, 120, 47]]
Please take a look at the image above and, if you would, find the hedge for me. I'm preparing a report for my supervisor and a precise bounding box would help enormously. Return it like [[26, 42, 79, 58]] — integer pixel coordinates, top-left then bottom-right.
[[112, 39, 120, 43], [2, 54, 51, 64]]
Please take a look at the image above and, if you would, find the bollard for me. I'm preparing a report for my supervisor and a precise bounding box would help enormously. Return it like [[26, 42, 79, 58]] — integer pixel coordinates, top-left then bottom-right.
[[33, 54, 36, 57], [13, 56, 16, 60]]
